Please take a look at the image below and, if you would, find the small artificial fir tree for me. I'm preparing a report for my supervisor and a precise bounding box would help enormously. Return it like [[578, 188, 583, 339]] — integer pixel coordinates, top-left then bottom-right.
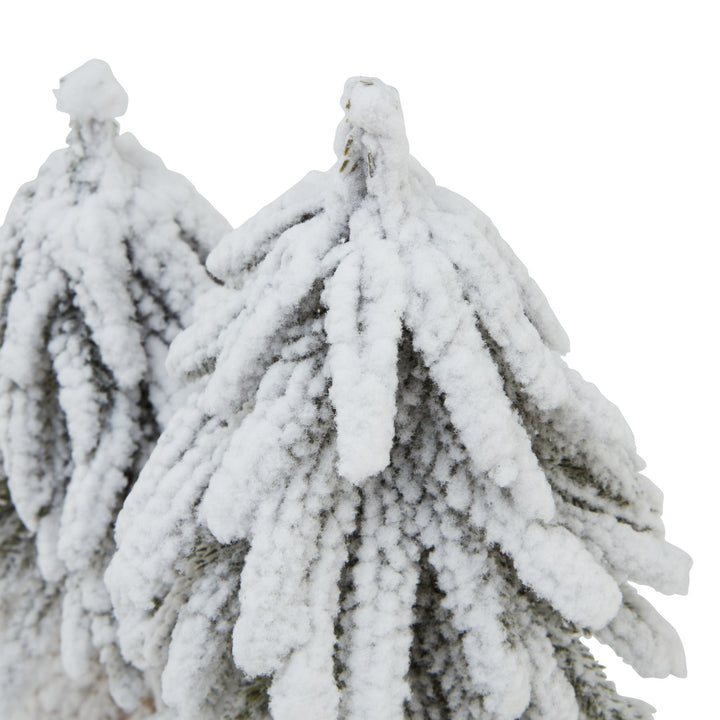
[[107, 78, 691, 720], [0, 60, 230, 718]]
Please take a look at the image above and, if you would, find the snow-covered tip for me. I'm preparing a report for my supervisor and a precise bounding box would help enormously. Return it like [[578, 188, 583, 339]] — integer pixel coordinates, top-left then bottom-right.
[[54, 59, 128, 122], [341, 77, 406, 140], [335, 77, 410, 170]]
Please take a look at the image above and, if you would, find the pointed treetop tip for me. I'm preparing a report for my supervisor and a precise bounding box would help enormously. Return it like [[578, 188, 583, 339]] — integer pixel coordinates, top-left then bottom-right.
[[341, 76, 407, 141], [54, 59, 128, 122]]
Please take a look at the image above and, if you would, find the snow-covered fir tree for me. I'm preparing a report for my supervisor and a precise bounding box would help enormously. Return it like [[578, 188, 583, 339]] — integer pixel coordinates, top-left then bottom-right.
[[106, 76, 692, 720], [0, 60, 230, 718]]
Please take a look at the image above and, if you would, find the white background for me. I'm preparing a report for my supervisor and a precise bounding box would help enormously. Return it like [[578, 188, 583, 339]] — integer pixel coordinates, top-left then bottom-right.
[[1, 1, 717, 717]]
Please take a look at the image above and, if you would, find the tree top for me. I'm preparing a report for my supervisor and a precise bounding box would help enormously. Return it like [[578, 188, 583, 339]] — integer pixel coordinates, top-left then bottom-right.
[[340, 77, 406, 141], [334, 76, 411, 202], [54, 59, 128, 122]]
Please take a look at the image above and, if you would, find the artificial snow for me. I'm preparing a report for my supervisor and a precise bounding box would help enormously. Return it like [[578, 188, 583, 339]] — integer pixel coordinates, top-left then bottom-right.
[[108, 75, 691, 720], [0, 59, 229, 717], [54, 59, 129, 121], [2, 68, 691, 720]]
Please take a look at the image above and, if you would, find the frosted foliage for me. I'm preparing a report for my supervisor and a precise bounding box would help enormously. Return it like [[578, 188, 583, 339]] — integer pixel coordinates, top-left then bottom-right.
[[0, 61, 230, 715], [0, 475, 135, 720], [109, 77, 690, 719]]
